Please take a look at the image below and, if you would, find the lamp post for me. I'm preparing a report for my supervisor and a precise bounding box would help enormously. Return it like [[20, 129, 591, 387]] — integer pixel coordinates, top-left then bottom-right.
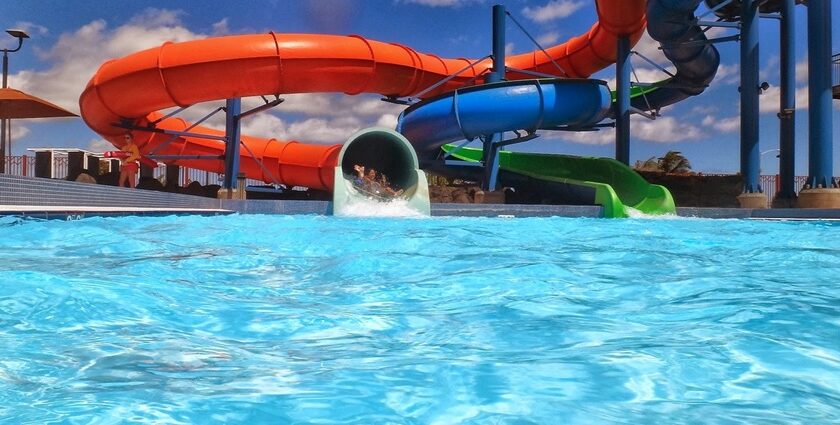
[[1, 29, 29, 173]]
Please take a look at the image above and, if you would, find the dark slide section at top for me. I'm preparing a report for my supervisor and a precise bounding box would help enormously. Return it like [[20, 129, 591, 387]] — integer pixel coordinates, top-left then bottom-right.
[[629, 0, 720, 113]]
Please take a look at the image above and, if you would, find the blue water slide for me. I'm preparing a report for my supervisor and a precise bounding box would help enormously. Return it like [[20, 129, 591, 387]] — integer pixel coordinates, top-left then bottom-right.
[[397, 78, 611, 159], [628, 0, 721, 113]]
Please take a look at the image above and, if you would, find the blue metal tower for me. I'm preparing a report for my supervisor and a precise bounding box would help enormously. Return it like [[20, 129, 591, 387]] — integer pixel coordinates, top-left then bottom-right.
[[805, 0, 835, 189]]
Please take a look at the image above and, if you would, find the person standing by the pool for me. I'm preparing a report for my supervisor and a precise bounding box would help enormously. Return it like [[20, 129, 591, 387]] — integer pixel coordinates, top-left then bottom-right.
[[119, 132, 140, 188]]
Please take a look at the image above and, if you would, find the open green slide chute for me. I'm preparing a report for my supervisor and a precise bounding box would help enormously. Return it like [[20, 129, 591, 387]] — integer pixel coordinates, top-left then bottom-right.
[[442, 145, 675, 218]]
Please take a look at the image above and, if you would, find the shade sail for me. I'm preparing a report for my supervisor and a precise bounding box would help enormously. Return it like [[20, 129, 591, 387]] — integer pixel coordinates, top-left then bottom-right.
[[0, 87, 77, 119]]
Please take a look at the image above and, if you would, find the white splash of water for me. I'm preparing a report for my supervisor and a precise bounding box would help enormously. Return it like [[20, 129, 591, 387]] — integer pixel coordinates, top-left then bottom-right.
[[624, 207, 683, 220], [336, 195, 425, 218]]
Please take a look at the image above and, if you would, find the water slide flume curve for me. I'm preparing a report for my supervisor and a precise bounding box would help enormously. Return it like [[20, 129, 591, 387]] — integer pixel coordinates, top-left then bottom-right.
[[78, 0, 647, 194]]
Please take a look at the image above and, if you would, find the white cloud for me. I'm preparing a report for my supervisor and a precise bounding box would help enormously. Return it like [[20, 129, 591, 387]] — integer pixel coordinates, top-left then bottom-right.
[[400, 0, 482, 7], [758, 85, 810, 114], [10, 9, 205, 114], [10, 125, 30, 141], [377, 114, 399, 128], [287, 117, 364, 143], [11, 21, 49, 37], [522, 1, 585, 24], [702, 115, 739, 133], [86, 138, 114, 153], [632, 115, 704, 143], [796, 59, 808, 83], [691, 105, 717, 115], [713, 63, 740, 86], [211, 18, 230, 35], [551, 129, 615, 145], [536, 31, 560, 46], [759, 55, 779, 82], [632, 32, 668, 66], [542, 114, 704, 145]]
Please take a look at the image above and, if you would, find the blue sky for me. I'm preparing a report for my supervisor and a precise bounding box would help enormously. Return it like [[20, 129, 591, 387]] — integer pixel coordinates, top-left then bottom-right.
[[1, 0, 838, 174]]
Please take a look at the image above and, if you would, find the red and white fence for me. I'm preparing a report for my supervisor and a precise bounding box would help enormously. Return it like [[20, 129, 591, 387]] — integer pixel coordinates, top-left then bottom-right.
[[2, 155, 264, 188]]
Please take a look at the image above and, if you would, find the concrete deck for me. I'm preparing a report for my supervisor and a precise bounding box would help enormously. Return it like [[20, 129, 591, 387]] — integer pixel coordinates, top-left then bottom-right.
[[0, 205, 231, 220]]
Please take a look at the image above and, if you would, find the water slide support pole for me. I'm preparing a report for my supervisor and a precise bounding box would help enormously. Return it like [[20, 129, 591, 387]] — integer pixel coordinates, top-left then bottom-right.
[[777, 0, 796, 200], [223, 98, 242, 189], [615, 36, 631, 165], [740, 0, 761, 193], [806, 0, 835, 189], [0, 51, 7, 173], [482, 3, 506, 191]]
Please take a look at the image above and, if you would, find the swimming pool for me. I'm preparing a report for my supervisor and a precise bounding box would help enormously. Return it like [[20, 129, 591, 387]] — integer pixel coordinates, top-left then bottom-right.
[[1, 214, 838, 424]]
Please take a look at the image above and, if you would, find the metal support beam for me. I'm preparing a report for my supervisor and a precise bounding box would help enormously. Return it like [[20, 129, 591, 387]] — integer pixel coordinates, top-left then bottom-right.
[[1, 52, 7, 173], [482, 4, 506, 191], [223, 98, 242, 190], [696, 20, 741, 28], [113, 123, 227, 142], [698, 0, 736, 20], [405, 54, 491, 102], [670, 34, 740, 48], [505, 67, 558, 79], [505, 10, 566, 76], [488, 4, 506, 84], [777, 0, 797, 200], [149, 106, 226, 155], [806, 0, 835, 188], [146, 155, 223, 161], [238, 96, 284, 120], [615, 36, 631, 165], [482, 134, 501, 191], [630, 107, 658, 121], [740, 0, 761, 193], [759, 13, 781, 20]]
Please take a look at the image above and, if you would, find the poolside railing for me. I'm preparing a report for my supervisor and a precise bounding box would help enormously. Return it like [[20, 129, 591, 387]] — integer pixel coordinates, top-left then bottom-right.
[[759, 174, 809, 208], [833, 54, 840, 96], [2, 154, 263, 188]]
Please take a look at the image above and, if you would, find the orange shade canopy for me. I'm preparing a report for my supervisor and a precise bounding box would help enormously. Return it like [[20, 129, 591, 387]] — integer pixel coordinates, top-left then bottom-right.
[[0, 87, 78, 119]]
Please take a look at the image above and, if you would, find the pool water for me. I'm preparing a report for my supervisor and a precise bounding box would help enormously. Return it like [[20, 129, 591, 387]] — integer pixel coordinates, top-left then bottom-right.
[[0, 214, 838, 424]]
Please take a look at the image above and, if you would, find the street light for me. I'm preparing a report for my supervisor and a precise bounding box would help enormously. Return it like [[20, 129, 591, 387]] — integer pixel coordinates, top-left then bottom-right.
[[1, 29, 29, 173], [3, 29, 29, 88]]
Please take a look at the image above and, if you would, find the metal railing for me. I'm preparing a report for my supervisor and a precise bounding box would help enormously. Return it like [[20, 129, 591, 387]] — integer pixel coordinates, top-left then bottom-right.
[[3, 155, 263, 188], [759, 174, 809, 208], [833, 53, 840, 90]]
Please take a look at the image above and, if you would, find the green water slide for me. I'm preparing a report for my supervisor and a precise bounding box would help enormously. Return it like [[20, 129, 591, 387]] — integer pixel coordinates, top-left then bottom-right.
[[442, 145, 675, 218]]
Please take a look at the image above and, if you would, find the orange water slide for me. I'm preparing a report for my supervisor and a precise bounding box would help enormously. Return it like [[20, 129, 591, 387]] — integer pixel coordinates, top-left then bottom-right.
[[79, 0, 646, 191]]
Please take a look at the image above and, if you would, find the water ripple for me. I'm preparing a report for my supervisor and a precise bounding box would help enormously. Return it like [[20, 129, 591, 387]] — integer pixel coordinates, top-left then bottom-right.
[[0, 215, 838, 424]]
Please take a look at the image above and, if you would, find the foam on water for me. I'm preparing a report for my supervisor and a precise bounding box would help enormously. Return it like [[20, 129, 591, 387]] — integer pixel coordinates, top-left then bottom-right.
[[625, 206, 684, 220], [335, 194, 425, 218]]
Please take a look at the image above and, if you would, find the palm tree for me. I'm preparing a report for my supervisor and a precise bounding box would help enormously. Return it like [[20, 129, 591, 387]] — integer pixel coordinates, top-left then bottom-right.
[[633, 156, 661, 172], [658, 151, 691, 173]]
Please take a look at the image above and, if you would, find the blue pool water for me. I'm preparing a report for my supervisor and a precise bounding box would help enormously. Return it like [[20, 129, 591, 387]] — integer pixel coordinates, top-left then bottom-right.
[[0, 214, 839, 424]]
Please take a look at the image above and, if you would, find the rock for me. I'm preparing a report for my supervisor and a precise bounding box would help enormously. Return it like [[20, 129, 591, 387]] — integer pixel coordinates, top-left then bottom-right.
[[74, 172, 97, 184]]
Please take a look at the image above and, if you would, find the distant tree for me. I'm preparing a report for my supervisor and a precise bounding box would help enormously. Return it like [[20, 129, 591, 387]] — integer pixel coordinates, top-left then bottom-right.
[[633, 156, 661, 172], [658, 151, 692, 173]]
